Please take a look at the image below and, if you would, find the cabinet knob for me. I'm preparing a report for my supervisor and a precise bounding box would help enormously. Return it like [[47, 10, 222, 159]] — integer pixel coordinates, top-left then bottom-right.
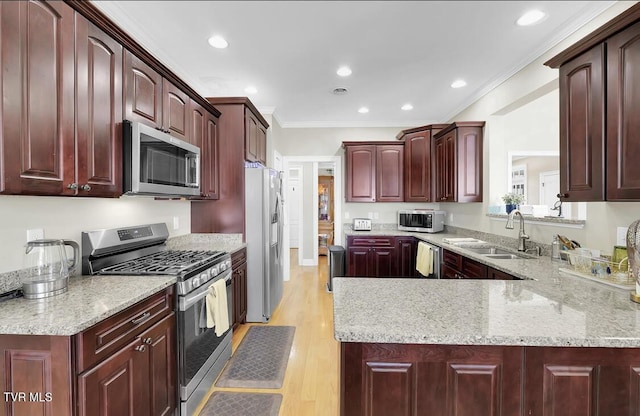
[[80, 184, 91, 192], [67, 183, 78, 190], [440, 197, 447, 201], [134, 345, 146, 352], [143, 337, 153, 345], [557, 193, 569, 199]]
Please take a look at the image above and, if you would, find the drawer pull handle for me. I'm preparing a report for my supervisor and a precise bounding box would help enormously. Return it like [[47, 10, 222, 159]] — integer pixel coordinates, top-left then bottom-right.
[[131, 312, 151, 325], [134, 345, 146, 352], [143, 337, 153, 345]]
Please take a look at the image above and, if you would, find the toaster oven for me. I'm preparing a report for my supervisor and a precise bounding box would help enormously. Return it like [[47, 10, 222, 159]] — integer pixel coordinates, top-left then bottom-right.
[[398, 210, 445, 233]]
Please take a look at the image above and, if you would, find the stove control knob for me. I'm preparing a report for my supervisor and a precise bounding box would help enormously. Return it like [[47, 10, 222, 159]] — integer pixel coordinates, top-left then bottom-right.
[[192, 277, 201, 288], [200, 272, 209, 282], [219, 262, 227, 271], [210, 265, 219, 277]]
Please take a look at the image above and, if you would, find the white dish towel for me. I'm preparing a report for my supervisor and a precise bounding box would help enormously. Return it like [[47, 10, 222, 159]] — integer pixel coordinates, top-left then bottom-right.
[[206, 278, 229, 336], [416, 241, 434, 276]]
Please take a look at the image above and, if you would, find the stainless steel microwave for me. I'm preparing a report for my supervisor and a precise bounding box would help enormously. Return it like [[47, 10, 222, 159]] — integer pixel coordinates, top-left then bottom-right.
[[398, 210, 445, 233], [123, 120, 200, 197]]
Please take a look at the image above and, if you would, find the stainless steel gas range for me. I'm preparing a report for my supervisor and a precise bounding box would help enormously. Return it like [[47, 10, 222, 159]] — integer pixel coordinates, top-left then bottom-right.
[[82, 223, 232, 416]]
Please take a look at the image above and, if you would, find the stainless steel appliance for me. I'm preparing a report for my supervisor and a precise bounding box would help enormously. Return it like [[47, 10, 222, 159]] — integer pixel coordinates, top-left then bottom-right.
[[82, 223, 232, 416], [398, 210, 446, 233], [245, 166, 283, 322], [352, 218, 372, 231], [22, 239, 79, 299], [123, 120, 201, 197], [417, 240, 442, 279]]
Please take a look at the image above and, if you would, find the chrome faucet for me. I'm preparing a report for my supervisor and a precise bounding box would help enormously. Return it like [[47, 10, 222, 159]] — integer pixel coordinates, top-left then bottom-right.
[[505, 209, 529, 252]]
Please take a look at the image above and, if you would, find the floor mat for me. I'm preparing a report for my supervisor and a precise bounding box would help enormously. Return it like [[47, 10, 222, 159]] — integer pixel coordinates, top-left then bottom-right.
[[215, 325, 295, 388], [199, 392, 282, 416]]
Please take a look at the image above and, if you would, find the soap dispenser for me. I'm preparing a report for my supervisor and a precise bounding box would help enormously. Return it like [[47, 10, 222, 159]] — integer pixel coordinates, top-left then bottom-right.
[[551, 235, 561, 260]]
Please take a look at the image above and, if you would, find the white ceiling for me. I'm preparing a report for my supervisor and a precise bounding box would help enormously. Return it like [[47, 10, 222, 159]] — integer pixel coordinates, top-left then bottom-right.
[[92, 1, 615, 128]]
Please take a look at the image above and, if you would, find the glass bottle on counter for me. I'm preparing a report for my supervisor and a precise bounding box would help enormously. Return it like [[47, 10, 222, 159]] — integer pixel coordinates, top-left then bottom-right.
[[551, 235, 561, 260]]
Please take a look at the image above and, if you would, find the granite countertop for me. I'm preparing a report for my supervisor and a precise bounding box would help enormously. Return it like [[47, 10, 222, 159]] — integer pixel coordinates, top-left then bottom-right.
[[0, 233, 244, 336], [0, 275, 176, 336], [335, 229, 640, 348]]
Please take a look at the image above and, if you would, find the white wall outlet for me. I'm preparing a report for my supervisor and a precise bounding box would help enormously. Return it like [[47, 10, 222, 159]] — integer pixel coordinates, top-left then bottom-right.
[[449, 213, 454, 224], [27, 228, 44, 242], [367, 212, 373, 219], [173, 216, 180, 230], [373, 212, 379, 219], [617, 226, 629, 246]]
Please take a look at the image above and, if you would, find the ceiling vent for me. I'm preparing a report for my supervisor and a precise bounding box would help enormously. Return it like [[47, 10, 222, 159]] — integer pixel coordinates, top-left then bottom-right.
[[332, 87, 348, 95]]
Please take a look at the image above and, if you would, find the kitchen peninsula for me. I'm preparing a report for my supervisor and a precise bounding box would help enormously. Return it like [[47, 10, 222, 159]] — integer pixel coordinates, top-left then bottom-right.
[[334, 231, 640, 416]]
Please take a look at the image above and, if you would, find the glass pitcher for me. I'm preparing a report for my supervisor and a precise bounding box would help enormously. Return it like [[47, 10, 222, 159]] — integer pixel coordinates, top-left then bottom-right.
[[22, 239, 79, 299]]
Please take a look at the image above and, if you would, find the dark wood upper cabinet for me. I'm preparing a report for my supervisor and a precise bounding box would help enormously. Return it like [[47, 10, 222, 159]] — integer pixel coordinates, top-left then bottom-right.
[[124, 51, 163, 129], [607, 21, 640, 200], [558, 44, 606, 202], [0, 0, 75, 196], [547, 4, 640, 202], [162, 79, 190, 142], [343, 141, 404, 202], [376, 145, 404, 202], [433, 122, 484, 203], [244, 108, 267, 165], [345, 144, 376, 202], [199, 109, 220, 200], [75, 14, 123, 197], [397, 124, 448, 202]]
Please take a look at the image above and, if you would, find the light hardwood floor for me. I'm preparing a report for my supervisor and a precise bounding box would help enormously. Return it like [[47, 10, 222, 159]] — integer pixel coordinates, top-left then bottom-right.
[[194, 250, 339, 415]]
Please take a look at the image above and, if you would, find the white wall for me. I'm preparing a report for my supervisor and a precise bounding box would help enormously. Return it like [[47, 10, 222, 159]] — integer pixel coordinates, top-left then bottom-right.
[[0, 196, 190, 273]]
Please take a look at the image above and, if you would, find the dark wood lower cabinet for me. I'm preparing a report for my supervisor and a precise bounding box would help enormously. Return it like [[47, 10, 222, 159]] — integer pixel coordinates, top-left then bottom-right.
[[0, 335, 74, 416], [341, 343, 522, 416], [341, 343, 640, 416], [77, 313, 175, 416], [231, 248, 248, 328]]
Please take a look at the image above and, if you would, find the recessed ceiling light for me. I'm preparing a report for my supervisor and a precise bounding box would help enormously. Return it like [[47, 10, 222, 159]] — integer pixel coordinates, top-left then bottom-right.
[[337, 66, 352, 77], [358, 107, 369, 114], [517, 10, 546, 26], [207, 35, 228, 49], [451, 79, 467, 89], [401, 104, 414, 111], [244, 86, 258, 94]]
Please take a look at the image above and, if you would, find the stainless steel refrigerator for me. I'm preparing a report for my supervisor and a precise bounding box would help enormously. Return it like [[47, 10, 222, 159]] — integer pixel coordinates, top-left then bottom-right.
[[245, 167, 284, 322]]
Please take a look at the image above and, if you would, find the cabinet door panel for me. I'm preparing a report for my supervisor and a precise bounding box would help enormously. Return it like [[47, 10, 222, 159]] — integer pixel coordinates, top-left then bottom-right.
[[75, 16, 123, 197], [346, 145, 376, 202], [607, 22, 640, 200], [457, 128, 482, 202], [245, 111, 259, 162], [124, 52, 162, 128], [257, 124, 267, 165], [1, 0, 75, 195], [559, 45, 606, 201], [444, 133, 456, 201], [364, 362, 413, 416], [396, 237, 417, 277], [404, 131, 432, 202], [163, 79, 189, 141], [447, 363, 501, 416], [371, 248, 397, 277], [77, 338, 147, 416], [200, 111, 220, 199], [347, 247, 371, 277], [376, 145, 404, 202], [140, 314, 176, 416]]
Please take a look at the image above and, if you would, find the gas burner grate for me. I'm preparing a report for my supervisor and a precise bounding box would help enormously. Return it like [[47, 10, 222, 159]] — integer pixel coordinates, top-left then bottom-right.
[[99, 250, 223, 276]]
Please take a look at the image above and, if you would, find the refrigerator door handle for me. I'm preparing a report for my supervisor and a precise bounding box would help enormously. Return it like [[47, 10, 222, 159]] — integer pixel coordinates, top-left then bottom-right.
[[275, 191, 283, 263]]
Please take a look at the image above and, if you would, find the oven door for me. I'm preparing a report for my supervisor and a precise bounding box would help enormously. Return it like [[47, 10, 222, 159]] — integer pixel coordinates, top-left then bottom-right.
[[177, 270, 232, 399]]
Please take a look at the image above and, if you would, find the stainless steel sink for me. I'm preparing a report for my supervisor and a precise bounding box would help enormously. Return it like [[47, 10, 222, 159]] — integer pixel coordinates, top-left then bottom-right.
[[464, 247, 514, 255], [484, 253, 523, 259], [464, 246, 529, 259]]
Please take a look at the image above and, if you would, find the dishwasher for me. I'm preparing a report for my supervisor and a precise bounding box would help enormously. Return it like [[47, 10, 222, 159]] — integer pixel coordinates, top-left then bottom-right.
[[416, 240, 442, 279]]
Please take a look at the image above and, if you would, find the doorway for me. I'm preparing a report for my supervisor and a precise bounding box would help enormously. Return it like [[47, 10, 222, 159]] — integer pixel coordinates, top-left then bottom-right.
[[281, 156, 342, 280]]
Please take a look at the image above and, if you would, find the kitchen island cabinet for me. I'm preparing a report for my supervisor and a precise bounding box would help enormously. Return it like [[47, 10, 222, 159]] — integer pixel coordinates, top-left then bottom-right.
[[334, 276, 640, 416]]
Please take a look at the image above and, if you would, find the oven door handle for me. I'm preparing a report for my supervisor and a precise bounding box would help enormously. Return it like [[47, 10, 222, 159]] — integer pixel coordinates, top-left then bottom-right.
[[179, 271, 232, 311]]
